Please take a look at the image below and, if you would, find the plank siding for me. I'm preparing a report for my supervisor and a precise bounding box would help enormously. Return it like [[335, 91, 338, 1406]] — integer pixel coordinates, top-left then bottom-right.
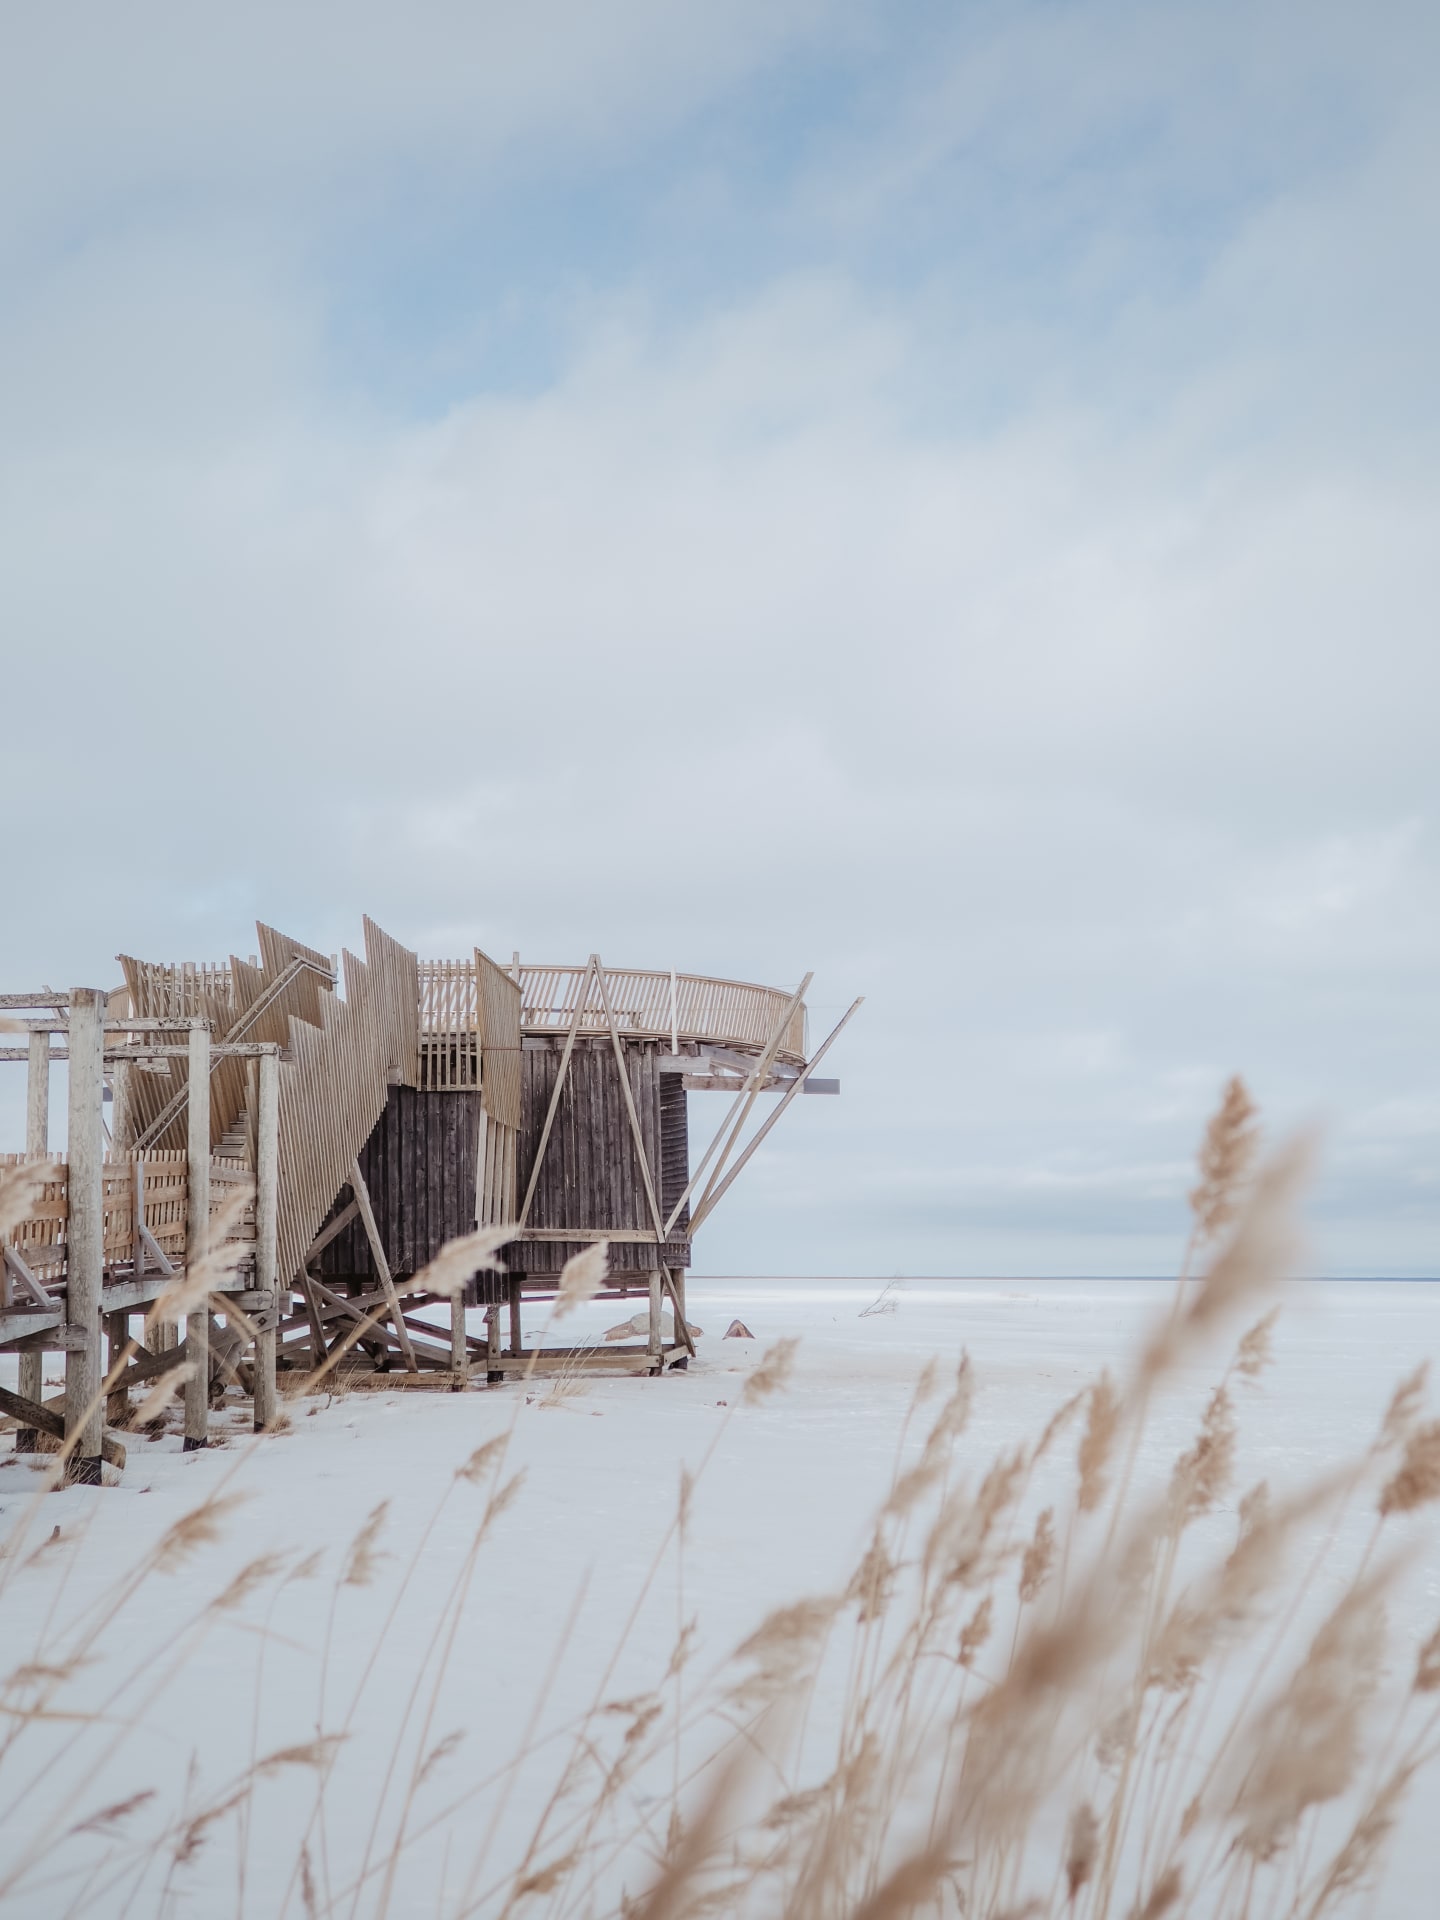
[[316, 1085, 484, 1283], [660, 1073, 690, 1236], [508, 1039, 691, 1276]]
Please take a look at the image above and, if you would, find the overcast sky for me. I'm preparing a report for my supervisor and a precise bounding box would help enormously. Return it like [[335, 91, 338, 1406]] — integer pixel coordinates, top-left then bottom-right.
[[3, 2, 1438, 1276]]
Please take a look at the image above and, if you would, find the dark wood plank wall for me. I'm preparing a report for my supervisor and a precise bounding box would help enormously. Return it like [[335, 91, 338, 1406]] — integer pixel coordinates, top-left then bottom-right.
[[317, 1043, 692, 1286], [513, 1039, 691, 1275], [660, 1072, 690, 1237], [317, 1085, 482, 1280]]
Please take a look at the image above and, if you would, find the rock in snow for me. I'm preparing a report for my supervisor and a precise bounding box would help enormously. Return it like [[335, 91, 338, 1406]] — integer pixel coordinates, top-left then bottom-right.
[[603, 1311, 703, 1342], [724, 1319, 755, 1339]]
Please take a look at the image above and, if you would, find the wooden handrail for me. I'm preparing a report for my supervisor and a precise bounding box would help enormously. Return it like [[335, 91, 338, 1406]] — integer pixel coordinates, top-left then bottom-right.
[[418, 961, 808, 1064]]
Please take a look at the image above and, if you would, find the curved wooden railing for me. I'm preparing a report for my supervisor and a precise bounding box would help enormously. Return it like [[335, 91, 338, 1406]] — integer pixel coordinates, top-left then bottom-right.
[[418, 961, 807, 1069]]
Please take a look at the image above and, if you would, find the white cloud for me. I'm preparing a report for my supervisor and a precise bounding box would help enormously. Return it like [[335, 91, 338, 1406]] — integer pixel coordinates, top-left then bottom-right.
[[2, 3, 1437, 1273]]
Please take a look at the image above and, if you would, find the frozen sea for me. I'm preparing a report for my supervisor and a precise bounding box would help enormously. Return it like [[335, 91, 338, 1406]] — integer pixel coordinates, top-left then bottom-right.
[[1, 1276, 1437, 1916]]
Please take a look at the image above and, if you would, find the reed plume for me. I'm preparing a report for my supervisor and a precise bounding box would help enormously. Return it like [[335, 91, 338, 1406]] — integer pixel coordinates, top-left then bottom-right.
[[0, 1159, 49, 1242], [409, 1223, 513, 1297], [1190, 1075, 1259, 1242], [555, 1241, 608, 1318], [1378, 1418, 1440, 1517]]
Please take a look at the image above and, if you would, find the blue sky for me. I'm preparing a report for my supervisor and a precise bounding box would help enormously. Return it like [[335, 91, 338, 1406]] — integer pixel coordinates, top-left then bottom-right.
[[3, 1, 1438, 1275]]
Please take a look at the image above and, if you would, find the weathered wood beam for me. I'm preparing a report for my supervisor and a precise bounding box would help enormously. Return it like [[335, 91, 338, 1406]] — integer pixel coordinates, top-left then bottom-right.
[[515, 1227, 690, 1246], [348, 1160, 416, 1373], [303, 1197, 360, 1266], [0, 1311, 65, 1348], [0, 1386, 126, 1470], [4, 1243, 56, 1311]]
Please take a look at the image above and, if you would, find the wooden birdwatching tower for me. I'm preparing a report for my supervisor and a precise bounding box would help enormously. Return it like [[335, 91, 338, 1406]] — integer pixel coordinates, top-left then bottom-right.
[[0, 918, 860, 1482]]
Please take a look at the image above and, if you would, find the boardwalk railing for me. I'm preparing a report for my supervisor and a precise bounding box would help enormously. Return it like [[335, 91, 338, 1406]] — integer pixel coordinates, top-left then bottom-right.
[[418, 961, 807, 1069], [0, 1151, 255, 1293]]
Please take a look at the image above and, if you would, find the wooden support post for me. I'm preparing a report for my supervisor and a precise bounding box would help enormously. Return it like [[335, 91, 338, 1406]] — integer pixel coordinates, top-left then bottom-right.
[[183, 1022, 211, 1451], [253, 1049, 279, 1431], [508, 1276, 523, 1357], [109, 1058, 134, 1155], [300, 1272, 330, 1367], [26, 1027, 50, 1157], [349, 1159, 417, 1373], [485, 1303, 502, 1382], [106, 1311, 130, 1427], [593, 961, 696, 1360], [18, 1030, 49, 1452], [449, 1289, 467, 1382], [665, 1266, 690, 1369], [63, 988, 107, 1484], [648, 1270, 663, 1364]]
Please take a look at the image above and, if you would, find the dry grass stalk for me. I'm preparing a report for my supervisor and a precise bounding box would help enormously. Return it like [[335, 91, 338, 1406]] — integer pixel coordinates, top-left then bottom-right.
[[1378, 1362, 1429, 1449], [1190, 1075, 1259, 1241], [1144, 1131, 1315, 1380], [410, 1223, 513, 1297], [151, 1493, 245, 1573], [886, 1354, 974, 1516], [132, 1362, 194, 1428], [958, 1594, 993, 1667], [1377, 1418, 1440, 1517], [1019, 1507, 1056, 1605], [847, 1532, 898, 1624], [67, 1790, 156, 1839], [729, 1597, 840, 1704], [1233, 1569, 1391, 1857], [455, 1435, 507, 1486], [1234, 1307, 1280, 1381], [1129, 1863, 1182, 1917], [1167, 1385, 1237, 1529], [1078, 1372, 1120, 1513], [1413, 1621, 1440, 1693], [416, 1728, 465, 1788], [1065, 1802, 1098, 1902], [555, 1241, 608, 1318], [254, 1735, 348, 1776], [145, 1189, 253, 1325], [342, 1501, 390, 1588], [1034, 1387, 1086, 1462], [0, 1159, 49, 1241], [742, 1336, 800, 1406], [206, 1552, 288, 1615]]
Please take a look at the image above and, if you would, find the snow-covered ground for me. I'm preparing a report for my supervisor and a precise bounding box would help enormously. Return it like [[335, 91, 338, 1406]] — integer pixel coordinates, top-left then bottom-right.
[[1, 1277, 1437, 1916]]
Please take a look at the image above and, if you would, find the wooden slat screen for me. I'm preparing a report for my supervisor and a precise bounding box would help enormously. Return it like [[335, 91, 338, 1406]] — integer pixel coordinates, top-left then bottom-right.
[[272, 919, 420, 1287]]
